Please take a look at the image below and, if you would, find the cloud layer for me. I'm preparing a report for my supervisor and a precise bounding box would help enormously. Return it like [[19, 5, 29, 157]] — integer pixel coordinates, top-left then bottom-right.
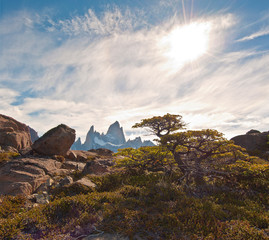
[[0, 6, 268, 141]]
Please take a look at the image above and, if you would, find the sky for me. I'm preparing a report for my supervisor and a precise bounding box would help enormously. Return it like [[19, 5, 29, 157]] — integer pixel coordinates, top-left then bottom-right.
[[0, 0, 269, 142]]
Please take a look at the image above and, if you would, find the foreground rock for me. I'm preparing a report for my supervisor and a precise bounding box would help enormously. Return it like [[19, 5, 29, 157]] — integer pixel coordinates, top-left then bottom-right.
[[76, 177, 96, 188], [231, 129, 269, 152], [0, 114, 32, 151], [82, 160, 110, 175], [0, 157, 61, 195], [63, 160, 86, 171], [0, 148, 116, 196], [32, 124, 75, 156], [66, 150, 98, 162]]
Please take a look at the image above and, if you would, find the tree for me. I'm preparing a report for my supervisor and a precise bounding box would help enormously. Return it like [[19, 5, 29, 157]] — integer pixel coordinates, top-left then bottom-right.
[[115, 146, 174, 172], [160, 129, 247, 185], [132, 113, 186, 138]]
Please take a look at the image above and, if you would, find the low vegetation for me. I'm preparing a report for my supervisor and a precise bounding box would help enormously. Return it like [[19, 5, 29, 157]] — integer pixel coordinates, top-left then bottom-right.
[[1, 114, 269, 239], [0, 151, 20, 165]]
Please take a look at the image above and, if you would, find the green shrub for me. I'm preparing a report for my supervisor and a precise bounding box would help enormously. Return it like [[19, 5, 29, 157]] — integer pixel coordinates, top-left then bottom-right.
[[0, 195, 27, 218], [87, 155, 96, 161], [115, 146, 175, 172], [0, 151, 20, 164], [54, 155, 65, 163], [50, 182, 95, 199], [227, 160, 269, 192], [0, 216, 24, 239], [213, 220, 268, 240]]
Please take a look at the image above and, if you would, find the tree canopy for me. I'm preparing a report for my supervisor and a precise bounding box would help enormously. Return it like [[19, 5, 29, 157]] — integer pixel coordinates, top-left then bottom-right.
[[132, 113, 186, 138], [160, 129, 247, 185], [123, 115, 249, 186]]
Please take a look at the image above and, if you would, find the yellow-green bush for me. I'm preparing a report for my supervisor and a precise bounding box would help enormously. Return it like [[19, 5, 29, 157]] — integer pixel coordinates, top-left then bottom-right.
[[227, 160, 269, 192], [0, 151, 20, 164]]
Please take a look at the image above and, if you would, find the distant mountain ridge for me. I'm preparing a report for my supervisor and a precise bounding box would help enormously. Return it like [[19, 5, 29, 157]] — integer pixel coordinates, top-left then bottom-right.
[[71, 121, 155, 152], [28, 126, 39, 143]]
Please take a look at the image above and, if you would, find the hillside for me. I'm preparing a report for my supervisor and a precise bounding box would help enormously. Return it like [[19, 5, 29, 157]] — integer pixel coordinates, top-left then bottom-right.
[[0, 114, 269, 239]]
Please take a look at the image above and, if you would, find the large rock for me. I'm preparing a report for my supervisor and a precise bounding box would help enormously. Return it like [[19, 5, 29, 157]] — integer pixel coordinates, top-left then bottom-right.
[[0, 114, 32, 150], [0, 182, 33, 196], [231, 130, 269, 152], [32, 124, 75, 156]]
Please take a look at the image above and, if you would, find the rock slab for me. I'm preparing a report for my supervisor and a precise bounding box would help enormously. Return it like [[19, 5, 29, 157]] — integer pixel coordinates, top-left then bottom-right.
[[0, 157, 61, 196]]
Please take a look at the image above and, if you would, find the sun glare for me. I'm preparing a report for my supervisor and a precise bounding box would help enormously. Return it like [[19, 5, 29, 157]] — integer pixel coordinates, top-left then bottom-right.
[[160, 22, 211, 70]]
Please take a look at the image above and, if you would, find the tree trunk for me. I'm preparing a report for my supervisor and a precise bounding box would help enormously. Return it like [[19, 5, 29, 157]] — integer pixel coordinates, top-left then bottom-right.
[[193, 161, 206, 186], [173, 152, 188, 175]]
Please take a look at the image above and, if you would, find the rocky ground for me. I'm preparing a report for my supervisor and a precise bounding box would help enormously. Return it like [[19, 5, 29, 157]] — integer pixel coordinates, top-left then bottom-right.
[[0, 113, 122, 239], [0, 149, 116, 198], [0, 113, 115, 197]]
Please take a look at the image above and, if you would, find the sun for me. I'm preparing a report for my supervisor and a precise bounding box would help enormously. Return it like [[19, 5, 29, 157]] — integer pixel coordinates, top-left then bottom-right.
[[159, 22, 211, 71]]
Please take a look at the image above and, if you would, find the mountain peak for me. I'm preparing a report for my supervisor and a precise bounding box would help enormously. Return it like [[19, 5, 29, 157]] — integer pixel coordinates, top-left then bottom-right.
[[71, 121, 155, 152], [110, 121, 120, 128], [89, 125, 94, 133], [106, 121, 126, 145]]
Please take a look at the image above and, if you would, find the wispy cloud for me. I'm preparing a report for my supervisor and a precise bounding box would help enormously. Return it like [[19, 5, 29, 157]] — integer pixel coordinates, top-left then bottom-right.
[[0, 7, 268, 141], [47, 7, 145, 37], [237, 27, 269, 42]]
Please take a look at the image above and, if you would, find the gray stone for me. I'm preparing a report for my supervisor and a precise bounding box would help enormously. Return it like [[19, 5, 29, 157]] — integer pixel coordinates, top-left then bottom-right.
[[76, 178, 96, 188], [35, 191, 49, 204], [63, 160, 86, 171], [59, 176, 73, 186]]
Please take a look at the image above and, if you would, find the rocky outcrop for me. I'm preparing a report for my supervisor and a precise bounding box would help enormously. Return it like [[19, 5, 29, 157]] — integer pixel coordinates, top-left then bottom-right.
[[82, 161, 109, 175], [0, 114, 32, 150], [231, 130, 269, 152], [63, 161, 86, 171], [0, 157, 61, 195], [88, 148, 113, 156], [32, 124, 76, 156], [66, 150, 98, 162], [0, 149, 117, 196]]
